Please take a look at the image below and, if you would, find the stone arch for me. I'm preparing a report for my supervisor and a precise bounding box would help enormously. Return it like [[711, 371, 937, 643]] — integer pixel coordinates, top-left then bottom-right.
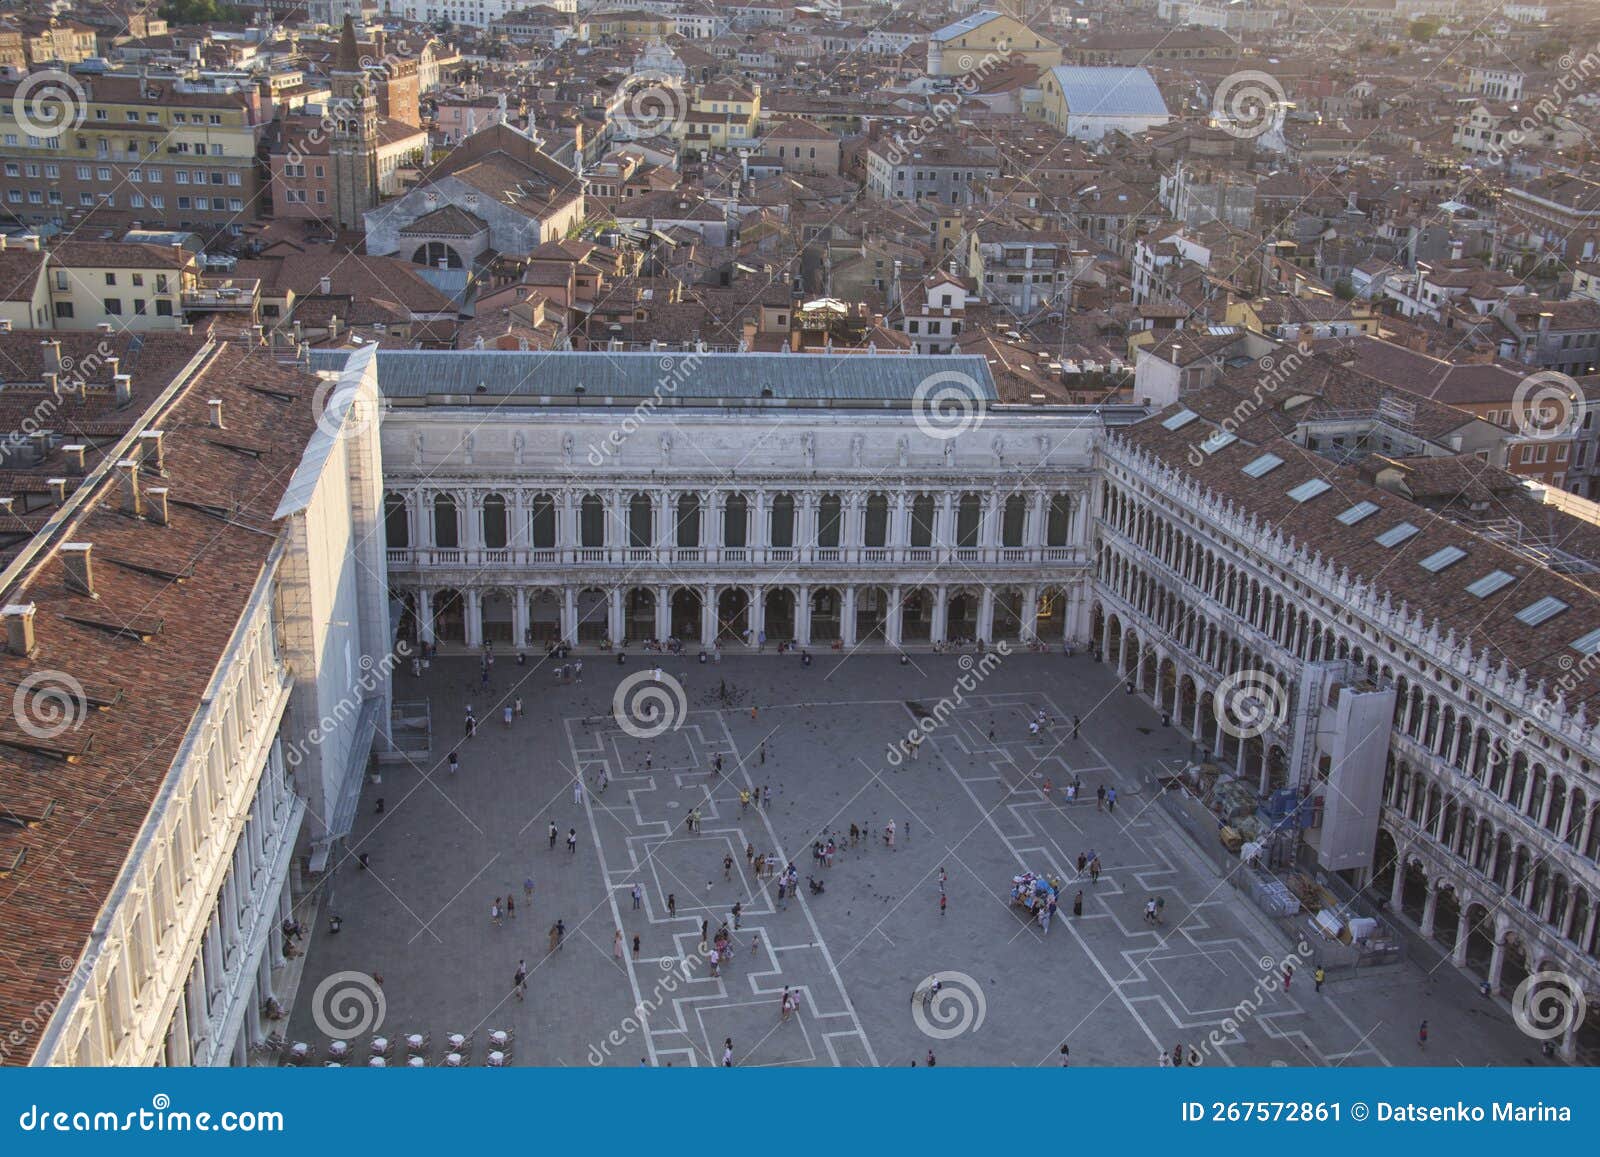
[[624, 587, 656, 643], [717, 586, 750, 640], [901, 586, 934, 641], [527, 587, 561, 643], [432, 588, 465, 644], [411, 240, 463, 269], [480, 587, 514, 644], [810, 586, 842, 641], [763, 587, 796, 641], [991, 586, 1025, 640], [855, 585, 890, 641], [670, 587, 701, 640], [575, 586, 608, 642], [945, 586, 980, 642]]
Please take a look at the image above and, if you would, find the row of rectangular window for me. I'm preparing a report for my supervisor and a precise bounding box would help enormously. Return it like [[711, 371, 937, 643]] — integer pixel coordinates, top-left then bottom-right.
[[9, 189, 242, 211], [1, 161, 241, 185]]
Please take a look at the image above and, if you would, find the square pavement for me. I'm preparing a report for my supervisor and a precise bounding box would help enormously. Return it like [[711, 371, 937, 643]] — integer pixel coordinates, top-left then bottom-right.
[[284, 650, 1550, 1068]]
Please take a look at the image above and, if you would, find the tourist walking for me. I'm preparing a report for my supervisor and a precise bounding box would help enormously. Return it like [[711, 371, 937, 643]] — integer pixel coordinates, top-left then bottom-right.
[[506, 894, 515, 920], [567, 827, 578, 854], [1073, 890, 1083, 917], [491, 898, 502, 927], [1096, 784, 1106, 811], [1107, 786, 1117, 813], [632, 933, 641, 960], [631, 883, 642, 909], [613, 929, 624, 963], [549, 821, 558, 849], [667, 893, 676, 917], [1314, 966, 1325, 993], [513, 960, 527, 1001]]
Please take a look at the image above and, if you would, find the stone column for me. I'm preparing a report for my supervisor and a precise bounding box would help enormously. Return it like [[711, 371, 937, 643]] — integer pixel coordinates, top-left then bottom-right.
[[609, 587, 624, 646], [978, 586, 995, 643], [1419, 881, 1439, 939], [796, 585, 812, 647], [561, 586, 577, 645], [1021, 584, 1039, 642], [464, 588, 483, 648], [886, 584, 903, 647], [931, 585, 948, 642], [753, 491, 767, 561], [655, 585, 671, 642], [1487, 918, 1508, 992], [841, 587, 857, 647], [702, 583, 717, 647], [751, 586, 766, 646], [891, 492, 909, 560], [512, 587, 529, 648], [417, 586, 435, 645], [1452, 904, 1472, 967], [1390, 858, 1407, 911]]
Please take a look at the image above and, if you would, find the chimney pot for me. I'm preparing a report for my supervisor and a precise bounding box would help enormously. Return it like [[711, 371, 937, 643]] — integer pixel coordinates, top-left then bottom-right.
[[118, 459, 142, 517], [114, 373, 132, 406], [47, 478, 66, 504], [40, 339, 61, 374], [147, 487, 170, 526], [138, 430, 165, 473], [2, 603, 37, 657], [62, 542, 95, 598], [63, 444, 87, 472], [319, 276, 332, 295], [42, 371, 59, 397], [208, 398, 224, 428]]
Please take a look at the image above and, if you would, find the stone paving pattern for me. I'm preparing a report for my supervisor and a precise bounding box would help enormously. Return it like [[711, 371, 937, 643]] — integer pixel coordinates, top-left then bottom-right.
[[287, 652, 1548, 1067]]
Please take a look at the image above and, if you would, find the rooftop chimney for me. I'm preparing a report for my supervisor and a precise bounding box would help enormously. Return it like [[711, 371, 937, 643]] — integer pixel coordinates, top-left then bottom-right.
[[3, 603, 36, 657], [47, 478, 66, 504], [61, 543, 94, 598], [208, 398, 224, 429], [147, 487, 170, 527], [103, 356, 119, 381], [97, 322, 114, 335], [62, 444, 87, 472], [319, 276, 332, 295], [138, 430, 165, 473], [118, 459, 142, 518], [40, 339, 61, 374], [114, 373, 132, 407], [42, 371, 59, 398]]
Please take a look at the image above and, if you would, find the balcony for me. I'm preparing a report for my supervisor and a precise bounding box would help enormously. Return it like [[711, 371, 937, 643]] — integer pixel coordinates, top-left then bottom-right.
[[384, 546, 1090, 570], [182, 276, 260, 313]]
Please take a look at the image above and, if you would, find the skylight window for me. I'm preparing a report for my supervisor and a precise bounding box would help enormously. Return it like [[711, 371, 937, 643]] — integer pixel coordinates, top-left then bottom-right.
[[1200, 430, 1237, 454], [1419, 546, 1466, 573], [1336, 501, 1379, 525], [1571, 628, 1600, 656], [1375, 522, 1419, 547], [1466, 570, 1515, 598], [1242, 453, 1284, 478], [1287, 478, 1331, 502], [1515, 597, 1568, 627], [1162, 408, 1198, 431]]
